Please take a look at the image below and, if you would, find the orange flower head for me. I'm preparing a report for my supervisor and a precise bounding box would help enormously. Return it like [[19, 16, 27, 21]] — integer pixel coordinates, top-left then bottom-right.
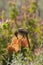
[[11, 41, 20, 52], [12, 36, 17, 44], [7, 42, 20, 52], [17, 34, 23, 40], [6, 44, 13, 52], [22, 37, 28, 47], [7, 36, 20, 52]]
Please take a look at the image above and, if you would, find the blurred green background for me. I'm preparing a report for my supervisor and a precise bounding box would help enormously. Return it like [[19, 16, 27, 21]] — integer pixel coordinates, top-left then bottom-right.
[[0, 0, 43, 19]]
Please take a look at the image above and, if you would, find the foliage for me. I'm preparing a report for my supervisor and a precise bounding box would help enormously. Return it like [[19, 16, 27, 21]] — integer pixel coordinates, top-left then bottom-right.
[[0, 0, 43, 65], [8, 1, 19, 20]]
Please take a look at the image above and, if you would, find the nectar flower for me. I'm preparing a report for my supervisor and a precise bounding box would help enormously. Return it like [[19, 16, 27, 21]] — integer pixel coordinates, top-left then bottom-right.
[[22, 37, 28, 47]]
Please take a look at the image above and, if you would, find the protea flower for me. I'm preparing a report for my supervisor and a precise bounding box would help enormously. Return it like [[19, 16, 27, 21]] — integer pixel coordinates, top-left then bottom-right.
[[22, 37, 28, 47], [15, 28, 30, 48], [7, 36, 20, 52]]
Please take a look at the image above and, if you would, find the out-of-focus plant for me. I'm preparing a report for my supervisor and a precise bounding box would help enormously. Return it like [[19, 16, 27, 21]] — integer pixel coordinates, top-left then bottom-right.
[[27, 2, 37, 14], [1, 10, 5, 22], [0, 0, 43, 65], [0, 22, 13, 56], [8, 1, 19, 20], [21, 1, 41, 50], [27, 18, 41, 49]]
